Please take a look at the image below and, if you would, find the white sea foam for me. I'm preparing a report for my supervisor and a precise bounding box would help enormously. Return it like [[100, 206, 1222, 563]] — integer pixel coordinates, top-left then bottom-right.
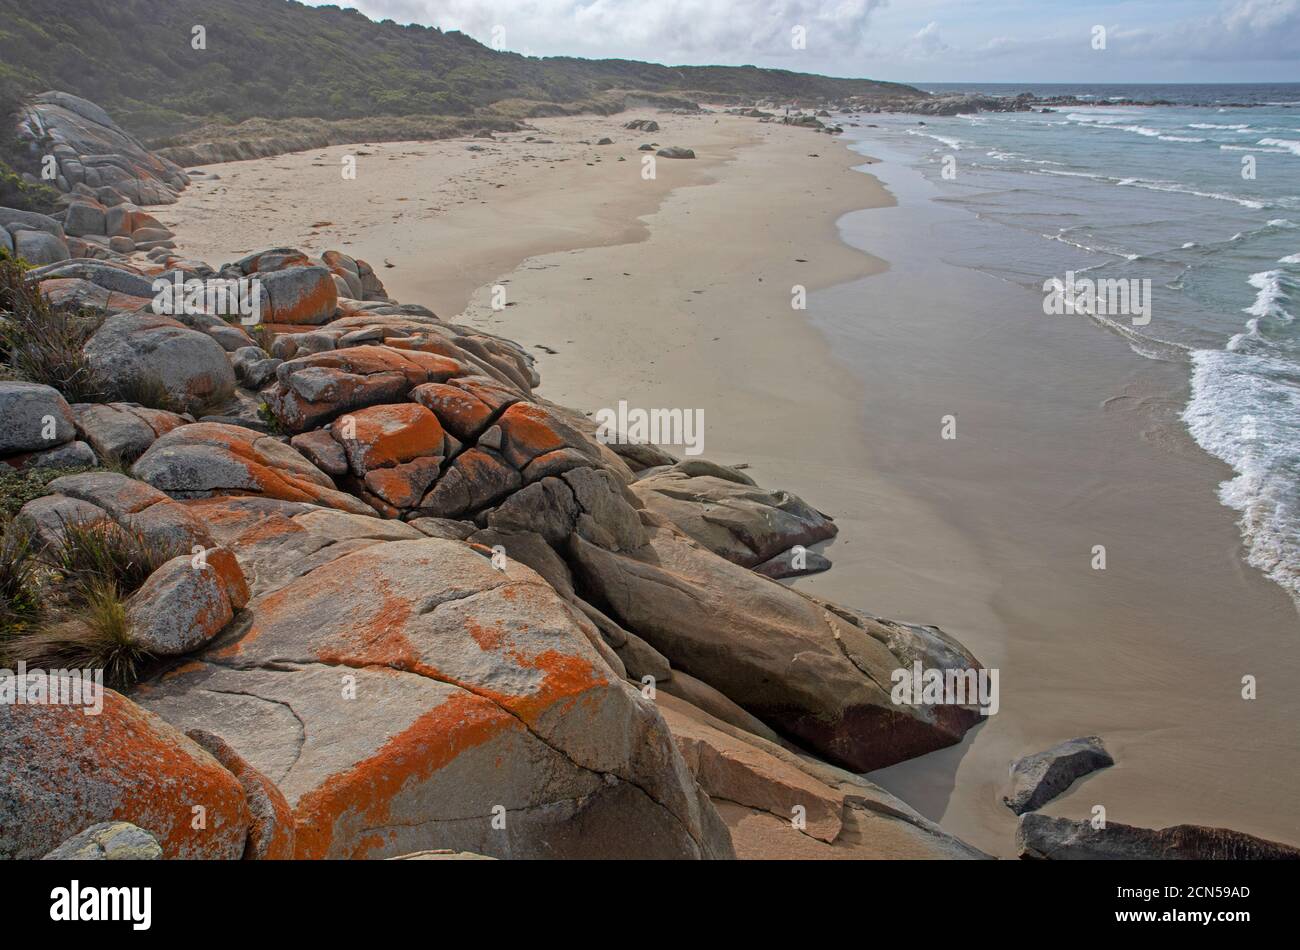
[[1281, 253, 1300, 264], [1258, 138, 1300, 156], [1242, 269, 1294, 322], [905, 129, 966, 150], [1189, 122, 1250, 130], [1116, 178, 1267, 210], [1065, 112, 1135, 124], [1220, 144, 1289, 153], [1184, 348, 1300, 606]]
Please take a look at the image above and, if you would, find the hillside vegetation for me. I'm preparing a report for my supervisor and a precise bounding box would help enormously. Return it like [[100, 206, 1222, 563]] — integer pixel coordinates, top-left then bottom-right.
[[0, 0, 920, 140]]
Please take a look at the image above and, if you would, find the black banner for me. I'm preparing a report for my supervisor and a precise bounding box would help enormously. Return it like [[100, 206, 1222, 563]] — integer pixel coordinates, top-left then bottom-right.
[[1, 858, 1285, 936]]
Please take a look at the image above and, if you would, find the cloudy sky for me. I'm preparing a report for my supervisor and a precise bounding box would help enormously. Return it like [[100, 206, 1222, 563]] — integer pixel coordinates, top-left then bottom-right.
[[305, 0, 1300, 83]]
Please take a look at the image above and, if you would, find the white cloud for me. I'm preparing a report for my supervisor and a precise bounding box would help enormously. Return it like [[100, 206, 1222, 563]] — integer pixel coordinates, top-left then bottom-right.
[[905, 20, 949, 59], [329, 0, 891, 64], [309, 0, 1300, 82]]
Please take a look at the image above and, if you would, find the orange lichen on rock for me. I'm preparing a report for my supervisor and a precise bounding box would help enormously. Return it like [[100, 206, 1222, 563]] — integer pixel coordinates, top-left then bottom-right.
[[497, 402, 572, 468], [0, 685, 250, 859], [133, 422, 375, 515], [335, 403, 445, 473], [206, 545, 251, 609], [410, 382, 497, 440], [363, 457, 442, 509], [291, 690, 514, 859]]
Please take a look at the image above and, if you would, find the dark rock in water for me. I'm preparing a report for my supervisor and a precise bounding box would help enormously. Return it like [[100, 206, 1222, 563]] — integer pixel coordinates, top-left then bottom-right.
[[1018, 814, 1300, 860], [1003, 736, 1113, 814]]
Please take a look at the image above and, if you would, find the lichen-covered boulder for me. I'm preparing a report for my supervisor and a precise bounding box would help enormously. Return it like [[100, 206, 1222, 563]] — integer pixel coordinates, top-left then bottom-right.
[[84, 312, 236, 415], [266, 345, 470, 433], [17, 91, 191, 206], [0, 678, 250, 859], [72, 402, 188, 462], [11, 229, 69, 265], [132, 422, 376, 515], [258, 266, 338, 325], [186, 729, 295, 860], [135, 538, 734, 859], [632, 463, 837, 568], [16, 471, 214, 556], [127, 547, 249, 656]]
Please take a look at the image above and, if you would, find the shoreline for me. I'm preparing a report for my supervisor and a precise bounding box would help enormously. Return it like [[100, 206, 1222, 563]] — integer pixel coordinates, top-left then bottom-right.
[[164, 108, 1300, 858], [822, 132, 1300, 856]]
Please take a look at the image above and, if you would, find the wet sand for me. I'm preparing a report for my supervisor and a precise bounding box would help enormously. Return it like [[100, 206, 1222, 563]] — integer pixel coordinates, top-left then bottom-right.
[[832, 141, 1300, 856]]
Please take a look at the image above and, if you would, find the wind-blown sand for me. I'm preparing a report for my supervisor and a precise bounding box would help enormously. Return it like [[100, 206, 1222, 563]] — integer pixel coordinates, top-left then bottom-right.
[[166, 110, 1300, 858]]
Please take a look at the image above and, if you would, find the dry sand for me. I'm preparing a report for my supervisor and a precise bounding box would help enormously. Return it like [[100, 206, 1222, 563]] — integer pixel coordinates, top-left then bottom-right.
[[166, 110, 1300, 858]]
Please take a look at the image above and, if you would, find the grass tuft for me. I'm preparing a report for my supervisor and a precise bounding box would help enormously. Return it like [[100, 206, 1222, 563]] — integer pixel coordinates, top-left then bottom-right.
[[0, 258, 108, 403], [105, 374, 187, 414], [0, 513, 41, 635], [6, 579, 146, 688], [44, 518, 183, 600]]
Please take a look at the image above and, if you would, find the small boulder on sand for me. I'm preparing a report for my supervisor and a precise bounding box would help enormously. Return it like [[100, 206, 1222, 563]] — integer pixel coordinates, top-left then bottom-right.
[[1003, 736, 1113, 815]]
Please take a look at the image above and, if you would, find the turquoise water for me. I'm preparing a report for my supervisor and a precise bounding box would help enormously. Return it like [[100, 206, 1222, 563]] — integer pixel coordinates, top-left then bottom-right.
[[839, 85, 1300, 604]]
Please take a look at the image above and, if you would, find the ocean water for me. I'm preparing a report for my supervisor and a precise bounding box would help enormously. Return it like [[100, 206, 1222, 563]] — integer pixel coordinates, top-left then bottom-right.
[[838, 83, 1300, 605]]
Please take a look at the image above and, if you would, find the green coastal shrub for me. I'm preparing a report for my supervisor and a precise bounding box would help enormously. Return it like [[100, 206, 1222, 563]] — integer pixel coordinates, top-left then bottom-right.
[[0, 158, 60, 214], [0, 464, 96, 519]]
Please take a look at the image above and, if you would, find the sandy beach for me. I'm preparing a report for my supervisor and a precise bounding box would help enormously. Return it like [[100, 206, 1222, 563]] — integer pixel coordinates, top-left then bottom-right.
[[165, 109, 1300, 858]]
